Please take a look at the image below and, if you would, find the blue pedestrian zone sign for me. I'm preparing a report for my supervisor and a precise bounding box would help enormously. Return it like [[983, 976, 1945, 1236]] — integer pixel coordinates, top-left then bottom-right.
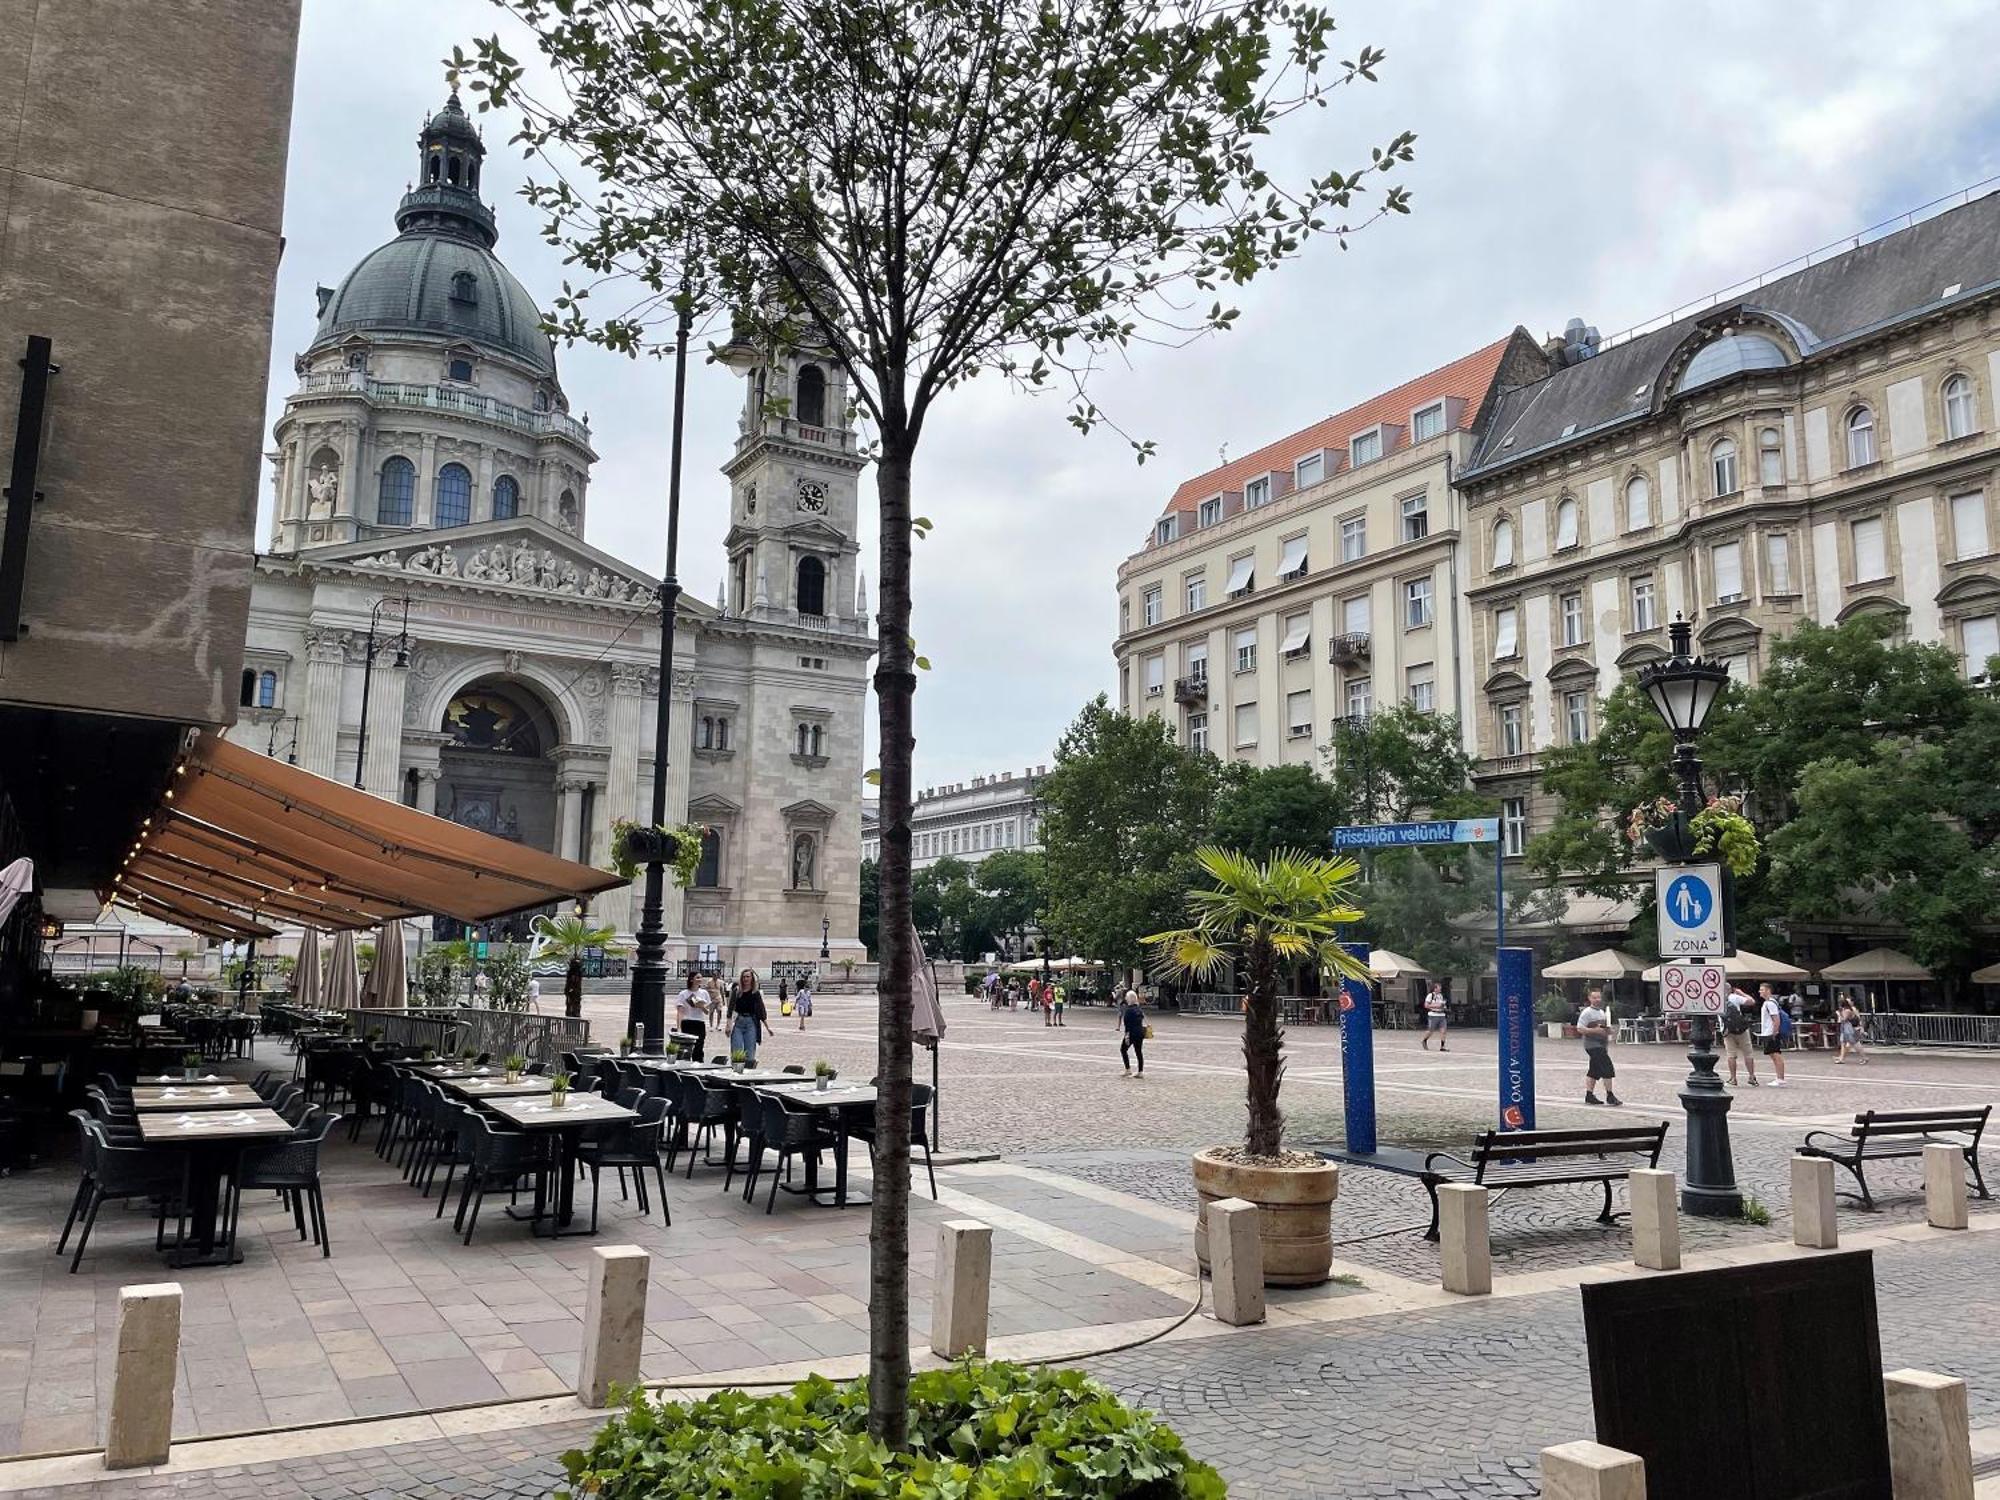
[[1332, 819, 1499, 851], [1654, 862, 1725, 958], [1663, 875, 1710, 928]]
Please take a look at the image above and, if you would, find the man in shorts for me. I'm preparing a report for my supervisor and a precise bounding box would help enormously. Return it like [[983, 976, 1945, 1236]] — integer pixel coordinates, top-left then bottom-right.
[[1420, 984, 1449, 1051], [1721, 982, 1758, 1086], [1578, 987, 1621, 1106], [1757, 981, 1788, 1087]]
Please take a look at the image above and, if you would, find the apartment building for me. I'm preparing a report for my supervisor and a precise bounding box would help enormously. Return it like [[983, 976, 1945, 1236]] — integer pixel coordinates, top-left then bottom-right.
[[1457, 190, 2000, 876], [860, 766, 1047, 871], [1112, 332, 1548, 765]]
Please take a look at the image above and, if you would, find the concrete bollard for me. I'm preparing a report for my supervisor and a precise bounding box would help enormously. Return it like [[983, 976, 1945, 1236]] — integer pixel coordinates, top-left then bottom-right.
[[1540, 1440, 1646, 1499], [105, 1283, 182, 1469], [1438, 1184, 1491, 1296], [1884, 1368, 1974, 1500], [1923, 1144, 1969, 1230], [930, 1219, 993, 1359], [1791, 1155, 1838, 1249], [1207, 1197, 1265, 1326], [1627, 1168, 1680, 1271], [576, 1245, 650, 1407]]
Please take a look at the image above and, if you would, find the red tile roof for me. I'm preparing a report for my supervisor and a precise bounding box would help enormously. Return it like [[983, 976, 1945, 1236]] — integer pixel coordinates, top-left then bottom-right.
[[1161, 332, 1519, 513]]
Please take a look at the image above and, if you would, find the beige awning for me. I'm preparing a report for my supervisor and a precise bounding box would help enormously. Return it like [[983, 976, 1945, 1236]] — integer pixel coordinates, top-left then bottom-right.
[[108, 733, 625, 939], [1640, 948, 1809, 983], [1542, 948, 1651, 980], [1820, 947, 1932, 983], [1368, 949, 1430, 980]]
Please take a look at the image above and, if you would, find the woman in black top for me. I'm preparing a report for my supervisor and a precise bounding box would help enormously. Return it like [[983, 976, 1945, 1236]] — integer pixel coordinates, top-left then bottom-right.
[[1119, 991, 1147, 1077], [728, 968, 770, 1063]]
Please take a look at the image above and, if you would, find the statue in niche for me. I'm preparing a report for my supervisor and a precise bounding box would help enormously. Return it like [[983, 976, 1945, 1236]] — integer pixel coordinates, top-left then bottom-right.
[[500, 805, 520, 840], [791, 833, 816, 891], [305, 465, 339, 519]]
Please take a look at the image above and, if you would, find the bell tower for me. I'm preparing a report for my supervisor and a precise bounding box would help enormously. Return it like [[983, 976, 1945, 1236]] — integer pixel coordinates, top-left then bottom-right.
[[397, 91, 497, 250]]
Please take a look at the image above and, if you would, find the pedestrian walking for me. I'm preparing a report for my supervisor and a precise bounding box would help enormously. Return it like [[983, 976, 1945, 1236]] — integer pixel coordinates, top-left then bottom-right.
[[1041, 978, 1055, 1027], [1420, 983, 1449, 1051], [1119, 989, 1147, 1077], [777, 977, 790, 1015], [795, 977, 814, 1031], [1053, 982, 1067, 1026], [1757, 981, 1789, 1086], [674, 975, 710, 1057], [1720, 981, 1758, 1085], [1836, 994, 1866, 1065], [728, 968, 770, 1065], [1578, 987, 1621, 1106]]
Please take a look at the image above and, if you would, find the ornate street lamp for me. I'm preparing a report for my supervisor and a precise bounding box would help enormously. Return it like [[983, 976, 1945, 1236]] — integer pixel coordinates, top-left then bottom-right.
[[1635, 614, 1743, 1218], [820, 914, 831, 960], [354, 595, 411, 789]]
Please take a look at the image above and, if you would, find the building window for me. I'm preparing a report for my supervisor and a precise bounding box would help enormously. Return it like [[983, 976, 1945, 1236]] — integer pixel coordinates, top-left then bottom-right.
[[1188, 711, 1209, 754], [1185, 642, 1208, 682], [1339, 515, 1366, 563], [1233, 627, 1257, 674], [1407, 665, 1435, 713], [1625, 474, 1651, 530], [1400, 493, 1428, 542], [1719, 652, 1751, 684], [1278, 534, 1308, 579], [1345, 676, 1371, 719], [694, 828, 722, 887], [257, 670, 277, 709], [1225, 554, 1254, 597], [794, 721, 825, 757], [1845, 406, 1876, 468], [1184, 571, 1207, 612], [1501, 797, 1527, 857], [1404, 576, 1434, 628], [1630, 573, 1657, 632], [1758, 427, 1783, 486], [1155, 516, 1177, 546], [1350, 429, 1382, 467], [1280, 612, 1310, 658], [1493, 604, 1519, 660], [1233, 702, 1258, 748], [1852, 515, 1887, 581], [1554, 496, 1580, 549], [1286, 690, 1313, 738], [377, 456, 415, 526], [1963, 614, 1999, 680], [449, 270, 479, 305], [1141, 586, 1163, 626], [1498, 702, 1524, 757], [698, 715, 732, 751], [1710, 438, 1739, 496], [1951, 491, 1989, 560], [1245, 475, 1271, 510], [1144, 655, 1165, 697], [434, 462, 472, 528], [1944, 374, 1977, 440], [1491, 516, 1515, 568], [1766, 532, 1793, 593], [1295, 451, 1324, 487], [1411, 402, 1446, 442], [238, 668, 256, 707], [796, 364, 827, 427], [447, 357, 475, 383], [491, 474, 519, 520], [1198, 496, 1223, 528], [797, 556, 827, 615], [1560, 591, 1584, 647], [1712, 539, 1744, 603], [1564, 689, 1590, 745], [790, 832, 818, 890], [1342, 595, 1370, 637]]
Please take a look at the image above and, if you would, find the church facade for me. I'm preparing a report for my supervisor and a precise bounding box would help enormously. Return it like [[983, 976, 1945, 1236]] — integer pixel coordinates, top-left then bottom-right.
[[229, 92, 873, 970]]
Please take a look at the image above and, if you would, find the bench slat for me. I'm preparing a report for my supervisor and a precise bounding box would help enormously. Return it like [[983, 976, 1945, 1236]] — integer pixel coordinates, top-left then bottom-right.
[[1472, 1126, 1666, 1151], [1855, 1108, 1990, 1129], [1472, 1138, 1663, 1164]]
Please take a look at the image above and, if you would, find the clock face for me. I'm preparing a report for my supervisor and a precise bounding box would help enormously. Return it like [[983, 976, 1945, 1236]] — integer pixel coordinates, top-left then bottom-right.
[[796, 478, 828, 514]]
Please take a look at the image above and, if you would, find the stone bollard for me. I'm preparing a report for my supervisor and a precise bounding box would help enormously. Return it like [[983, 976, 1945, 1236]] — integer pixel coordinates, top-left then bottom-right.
[[1923, 1144, 1969, 1230], [1540, 1440, 1646, 1499], [576, 1245, 650, 1407], [1207, 1197, 1265, 1326], [1438, 1184, 1491, 1296], [105, 1283, 182, 1469], [930, 1219, 993, 1359], [1627, 1168, 1680, 1271], [1883, 1368, 1974, 1500], [1791, 1155, 1838, 1249]]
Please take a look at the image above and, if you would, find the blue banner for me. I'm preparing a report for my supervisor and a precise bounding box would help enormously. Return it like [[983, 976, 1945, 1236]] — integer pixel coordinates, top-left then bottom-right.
[[1332, 818, 1500, 851], [1338, 940, 1376, 1154], [1496, 945, 1535, 1132]]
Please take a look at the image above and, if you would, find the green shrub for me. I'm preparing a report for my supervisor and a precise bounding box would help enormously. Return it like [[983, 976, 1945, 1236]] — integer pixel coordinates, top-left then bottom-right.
[[559, 1361, 1225, 1499]]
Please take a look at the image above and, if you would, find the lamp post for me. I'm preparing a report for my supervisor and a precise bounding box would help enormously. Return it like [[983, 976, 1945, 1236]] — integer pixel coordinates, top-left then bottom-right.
[[1635, 614, 1742, 1217], [625, 291, 696, 1054], [820, 915, 831, 960], [353, 595, 410, 790]]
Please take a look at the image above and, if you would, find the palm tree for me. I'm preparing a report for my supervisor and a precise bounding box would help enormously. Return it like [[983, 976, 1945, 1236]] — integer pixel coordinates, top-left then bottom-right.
[[530, 913, 628, 1021], [1145, 848, 1368, 1157]]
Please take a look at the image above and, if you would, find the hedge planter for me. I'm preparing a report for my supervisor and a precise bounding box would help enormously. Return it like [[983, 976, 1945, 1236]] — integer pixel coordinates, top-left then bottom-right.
[[1192, 1146, 1339, 1287]]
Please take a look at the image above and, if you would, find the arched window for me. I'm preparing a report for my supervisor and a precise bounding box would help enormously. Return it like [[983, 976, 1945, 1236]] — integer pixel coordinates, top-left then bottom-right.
[[1846, 405, 1876, 467], [558, 491, 578, 531], [1758, 427, 1784, 486], [447, 357, 474, 383], [795, 556, 826, 615], [1710, 438, 1739, 496], [1491, 516, 1514, 568], [1624, 474, 1651, 530], [811, 724, 824, 756], [796, 364, 827, 427], [698, 716, 715, 750], [434, 463, 472, 528], [1944, 374, 1977, 440], [694, 828, 722, 888], [427, 153, 441, 183], [257, 671, 277, 709], [1554, 496, 1579, 550], [378, 456, 415, 526], [797, 722, 810, 756], [239, 668, 256, 707], [491, 475, 519, 520], [447, 155, 461, 186]]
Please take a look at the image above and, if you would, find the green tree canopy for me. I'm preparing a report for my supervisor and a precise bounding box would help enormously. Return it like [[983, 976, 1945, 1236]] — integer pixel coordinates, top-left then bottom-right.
[[1209, 763, 1343, 864], [974, 850, 1047, 957]]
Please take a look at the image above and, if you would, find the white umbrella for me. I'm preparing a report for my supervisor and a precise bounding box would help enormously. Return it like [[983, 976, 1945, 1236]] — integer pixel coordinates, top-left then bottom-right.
[[294, 927, 323, 1008], [1820, 948, 1932, 983], [0, 857, 33, 929], [1368, 949, 1431, 980], [1542, 948, 1650, 981], [911, 924, 946, 1042], [1640, 948, 1808, 983], [373, 920, 409, 1009], [1972, 961, 2000, 986], [324, 929, 361, 1012]]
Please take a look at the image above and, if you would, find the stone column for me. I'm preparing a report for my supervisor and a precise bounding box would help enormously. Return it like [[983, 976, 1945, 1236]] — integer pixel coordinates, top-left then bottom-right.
[[929, 1220, 993, 1358], [556, 778, 586, 860], [415, 767, 441, 815], [361, 658, 408, 797], [1540, 1441, 1646, 1500], [1438, 1184, 1491, 1296], [297, 628, 348, 778], [1884, 1369, 1974, 1500], [414, 433, 438, 527], [606, 665, 646, 928], [337, 422, 361, 524]]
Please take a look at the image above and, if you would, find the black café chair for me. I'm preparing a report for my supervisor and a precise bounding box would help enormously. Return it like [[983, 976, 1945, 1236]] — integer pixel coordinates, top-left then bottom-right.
[[65, 1119, 182, 1273], [851, 1081, 938, 1200], [682, 1074, 741, 1178], [574, 1089, 670, 1231], [454, 1112, 555, 1245], [745, 1094, 833, 1214], [228, 1107, 343, 1256]]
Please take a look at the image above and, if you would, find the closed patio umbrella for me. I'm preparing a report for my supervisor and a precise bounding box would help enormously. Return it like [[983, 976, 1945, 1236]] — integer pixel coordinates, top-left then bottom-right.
[[324, 929, 361, 1012], [1542, 948, 1649, 981], [294, 927, 322, 1008], [372, 919, 409, 1009], [1820, 948, 1932, 983]]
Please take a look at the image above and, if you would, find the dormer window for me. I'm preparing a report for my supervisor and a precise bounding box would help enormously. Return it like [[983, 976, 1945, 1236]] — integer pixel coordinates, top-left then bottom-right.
[[1155, 515, 1178, 545], [1197, 496, 1223, 528], [1349, 429, 1383, 467], [1294, 451, 1324, 488], [1244, 475, 1271, 510], [447, 357, 474, 383], [1410, 402, 1446, 442], [449, 271, 479, 306]]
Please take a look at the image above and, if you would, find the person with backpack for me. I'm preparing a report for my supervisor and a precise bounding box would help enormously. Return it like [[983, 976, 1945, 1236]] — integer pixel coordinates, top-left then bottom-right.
[[1757, 981, 1788, 1086], [1420, 983, 1449, 1052], [1721, 981, 1758, 1086]]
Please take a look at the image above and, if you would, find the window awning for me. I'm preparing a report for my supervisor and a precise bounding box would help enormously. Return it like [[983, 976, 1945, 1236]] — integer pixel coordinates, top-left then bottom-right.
[[1278, 536, 1308, 576], [107, 734, 627, 939], [1279, 616, 1310, 653], [1225, 556, 1254, 593]]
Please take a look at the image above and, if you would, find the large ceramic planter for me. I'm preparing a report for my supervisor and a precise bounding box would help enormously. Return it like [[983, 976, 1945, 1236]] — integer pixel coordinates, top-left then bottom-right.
[[1191, 1147, 1340, 1287]]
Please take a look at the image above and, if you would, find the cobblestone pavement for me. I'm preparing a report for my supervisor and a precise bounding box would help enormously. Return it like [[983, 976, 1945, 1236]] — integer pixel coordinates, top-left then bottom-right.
[[29, 1230, 1999, 1499]]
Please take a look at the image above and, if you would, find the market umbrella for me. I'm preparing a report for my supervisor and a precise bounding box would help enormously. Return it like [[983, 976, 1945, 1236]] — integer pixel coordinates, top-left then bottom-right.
[[1820, 948, 1932, 983], [1640, 948, 1809, 983], [911, 925, 946, 1042], [1542, 948, 1650, 981], [0, 857, 33, 928], [372, 919, 409, 1009], [1368, 949, 1431, 980], [324, 929, 361, 1012], [294, 927, 323, 1008], [1971, 961, 2000, 986]]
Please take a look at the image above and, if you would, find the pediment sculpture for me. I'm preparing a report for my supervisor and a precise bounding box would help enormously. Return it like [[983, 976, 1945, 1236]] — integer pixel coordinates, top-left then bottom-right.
[[346, 541, 647, 602]]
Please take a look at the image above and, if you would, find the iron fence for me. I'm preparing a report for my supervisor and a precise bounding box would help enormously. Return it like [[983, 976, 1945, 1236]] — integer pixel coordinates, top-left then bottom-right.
[[1867, 1011, 2000, 1048], [333, 1006, 592, 1062]]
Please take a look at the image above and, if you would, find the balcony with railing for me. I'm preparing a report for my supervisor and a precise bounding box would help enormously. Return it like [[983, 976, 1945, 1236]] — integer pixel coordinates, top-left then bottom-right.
[[293, 371, 594, 447], [1327, 632, 1371, 666], [1173, 673, 1209, 706], [736, 414, 861, 457]]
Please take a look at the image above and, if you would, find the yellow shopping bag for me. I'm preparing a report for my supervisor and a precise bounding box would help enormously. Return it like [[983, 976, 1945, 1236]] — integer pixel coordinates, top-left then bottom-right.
[[781, 1000, 795, 1017]]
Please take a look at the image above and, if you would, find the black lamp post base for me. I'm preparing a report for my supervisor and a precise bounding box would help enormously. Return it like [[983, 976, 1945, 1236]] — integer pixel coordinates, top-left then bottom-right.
[[1679, 1018, 1744, 1217]]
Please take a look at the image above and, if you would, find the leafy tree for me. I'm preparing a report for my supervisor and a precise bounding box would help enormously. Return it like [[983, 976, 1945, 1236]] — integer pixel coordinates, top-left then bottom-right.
[[912, 857, 997, 961], [1041, 698, 1226, 970], [460, 0, 1411, 1442], [1323, 705, 1487, 823], [974, 850, 1047, 958], [857, 857, 880, 959], [1209, 764, 1343, 863], [530, 912, 627, 1019]]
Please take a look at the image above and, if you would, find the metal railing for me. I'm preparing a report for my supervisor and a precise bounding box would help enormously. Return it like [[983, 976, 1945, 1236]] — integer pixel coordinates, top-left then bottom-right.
[[1867, 1011, 2000, 1049], [1171, 991, 1334, 1024], [294, 372, 593, 445], [333, 1006, 592, 1063]]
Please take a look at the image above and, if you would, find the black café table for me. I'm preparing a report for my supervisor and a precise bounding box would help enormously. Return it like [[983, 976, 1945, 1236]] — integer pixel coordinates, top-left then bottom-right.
[[137, 1106, 294, 1266], [482, 1092, 637, 1237], [752, 1082, 880, 1208], [442, 1074, 558, 1101], [131, 1083, 265, 1111]]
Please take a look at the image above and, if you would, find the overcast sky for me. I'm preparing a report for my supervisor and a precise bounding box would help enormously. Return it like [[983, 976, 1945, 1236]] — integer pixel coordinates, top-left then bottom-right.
[[268, 1, 2000, 790]]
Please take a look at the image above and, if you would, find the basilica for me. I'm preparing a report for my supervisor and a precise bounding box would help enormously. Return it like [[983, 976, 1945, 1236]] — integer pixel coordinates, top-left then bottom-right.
[[228, 92, 872, 969]]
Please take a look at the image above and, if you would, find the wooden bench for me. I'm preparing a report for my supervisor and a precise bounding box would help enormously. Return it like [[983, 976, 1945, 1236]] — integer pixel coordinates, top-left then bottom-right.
[[1800, 1106, 1991, 1211], [1421, 1123, 1670, 1241]]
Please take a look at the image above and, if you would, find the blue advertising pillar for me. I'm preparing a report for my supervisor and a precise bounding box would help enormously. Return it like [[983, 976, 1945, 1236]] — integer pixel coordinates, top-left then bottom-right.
[[1496, 945, 1535, 1132], [1338, 939, 1376, 1154]]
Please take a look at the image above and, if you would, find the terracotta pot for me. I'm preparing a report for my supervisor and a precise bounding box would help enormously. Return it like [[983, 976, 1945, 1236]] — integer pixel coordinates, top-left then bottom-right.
[[1191, 1147, 1340, 1287]]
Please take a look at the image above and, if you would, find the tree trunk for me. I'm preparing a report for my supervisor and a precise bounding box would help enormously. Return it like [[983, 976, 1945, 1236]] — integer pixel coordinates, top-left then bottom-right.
[[1242, 932, 1285, 1156], [564, 957, 583, 1021], [867, 430, 916, 1448]]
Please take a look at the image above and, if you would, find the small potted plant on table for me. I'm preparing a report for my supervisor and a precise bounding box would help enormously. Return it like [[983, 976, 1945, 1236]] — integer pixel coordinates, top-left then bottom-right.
[[549, 1071, 572, 1107], [181, 1051, 202, 1083], [730, 1048, 748, 1073], [619, 1033, 636, 1057], [502, 1053, 527, 1084], [813, 1059, 835, 1091]]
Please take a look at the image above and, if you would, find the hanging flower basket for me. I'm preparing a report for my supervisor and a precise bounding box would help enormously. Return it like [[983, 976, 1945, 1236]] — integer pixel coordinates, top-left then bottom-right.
[[608, 819, 705, 886]]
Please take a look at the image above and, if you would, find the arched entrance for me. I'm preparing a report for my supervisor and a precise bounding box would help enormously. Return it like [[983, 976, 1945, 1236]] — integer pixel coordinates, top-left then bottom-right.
[[435, 677, 561, 940]]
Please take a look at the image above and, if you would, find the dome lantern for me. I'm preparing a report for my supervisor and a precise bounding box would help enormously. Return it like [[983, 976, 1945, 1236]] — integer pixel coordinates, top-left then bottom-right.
[[395, 89, 498, 250]]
